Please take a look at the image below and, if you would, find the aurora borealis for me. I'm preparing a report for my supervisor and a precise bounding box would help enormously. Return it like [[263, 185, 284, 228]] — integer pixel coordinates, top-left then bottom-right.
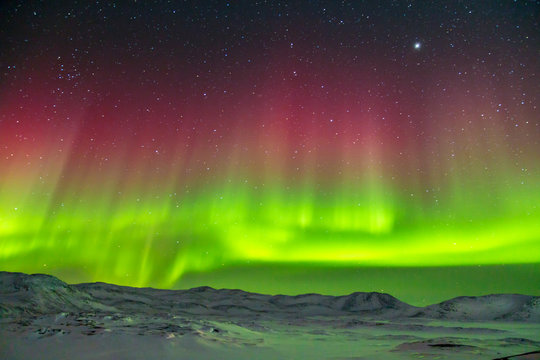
[[0, 1, 539, 304]]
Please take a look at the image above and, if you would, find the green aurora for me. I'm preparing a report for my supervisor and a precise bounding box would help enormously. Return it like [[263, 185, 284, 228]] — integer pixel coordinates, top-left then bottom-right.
[[1, 173, 539, 305]]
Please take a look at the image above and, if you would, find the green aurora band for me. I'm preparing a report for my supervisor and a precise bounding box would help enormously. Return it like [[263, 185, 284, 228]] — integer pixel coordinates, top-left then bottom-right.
[[1, 164, 539, 295]]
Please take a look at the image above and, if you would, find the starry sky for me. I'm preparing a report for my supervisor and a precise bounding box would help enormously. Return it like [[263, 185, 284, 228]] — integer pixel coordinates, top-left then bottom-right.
[[0, 1, 539, 304]]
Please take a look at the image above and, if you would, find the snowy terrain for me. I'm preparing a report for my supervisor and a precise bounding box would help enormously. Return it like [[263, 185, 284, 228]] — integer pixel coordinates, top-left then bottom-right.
[[1, 271, 539, 359]]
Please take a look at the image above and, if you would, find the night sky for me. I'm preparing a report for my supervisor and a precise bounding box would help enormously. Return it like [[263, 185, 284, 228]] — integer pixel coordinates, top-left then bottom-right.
[[1, 1, 539, 304]]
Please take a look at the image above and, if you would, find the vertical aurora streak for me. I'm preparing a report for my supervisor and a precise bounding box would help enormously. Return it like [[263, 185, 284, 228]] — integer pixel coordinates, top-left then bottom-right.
[[0, 1, 538, 302]]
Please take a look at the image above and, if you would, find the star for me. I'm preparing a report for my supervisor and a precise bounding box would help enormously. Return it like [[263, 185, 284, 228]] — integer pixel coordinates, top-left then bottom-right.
[[414, 42, 422, 50]]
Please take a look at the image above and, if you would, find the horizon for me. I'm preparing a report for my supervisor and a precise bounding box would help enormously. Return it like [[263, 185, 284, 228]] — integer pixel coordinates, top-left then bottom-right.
[[5, 263, 539, 307], [4, 268, 540, 307]]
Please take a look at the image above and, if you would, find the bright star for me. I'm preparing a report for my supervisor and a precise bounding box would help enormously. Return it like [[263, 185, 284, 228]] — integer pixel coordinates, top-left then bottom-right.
[[414, 42, 421, 50]]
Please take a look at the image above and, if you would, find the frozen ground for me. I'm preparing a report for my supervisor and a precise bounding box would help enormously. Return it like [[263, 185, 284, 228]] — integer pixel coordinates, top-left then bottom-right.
[[1, 271, 539, 359]]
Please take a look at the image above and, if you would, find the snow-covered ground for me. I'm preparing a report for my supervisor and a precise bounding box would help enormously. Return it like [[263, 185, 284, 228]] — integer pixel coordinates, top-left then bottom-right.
[[1, 271, 539, 359]]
